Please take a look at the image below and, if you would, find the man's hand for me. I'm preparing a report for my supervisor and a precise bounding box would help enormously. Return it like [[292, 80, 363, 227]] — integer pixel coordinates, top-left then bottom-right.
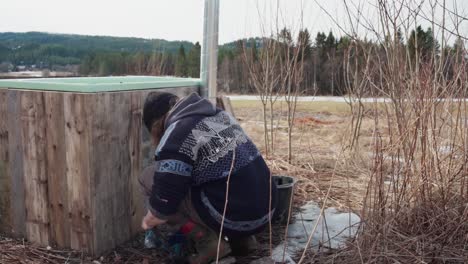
[[141, 210, 167, 230]]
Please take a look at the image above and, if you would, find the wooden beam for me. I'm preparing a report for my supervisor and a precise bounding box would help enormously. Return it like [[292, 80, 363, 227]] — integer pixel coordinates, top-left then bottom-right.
[[44, 92, 70, 248], [64, 93, 93, 251], [91, 92, 131, 254], [0, 89, 11, 234], [20, 91, 50, 245], [129, 91, 146, 235], [7, 90, 26, 237]]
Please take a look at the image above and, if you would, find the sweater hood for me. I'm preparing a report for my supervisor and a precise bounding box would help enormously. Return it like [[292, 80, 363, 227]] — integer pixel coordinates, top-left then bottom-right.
[[165, 93, 217, 128]]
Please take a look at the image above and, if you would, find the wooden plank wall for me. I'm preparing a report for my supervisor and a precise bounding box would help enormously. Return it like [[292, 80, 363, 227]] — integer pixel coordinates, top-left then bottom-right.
[[0, 87, 198, 255]]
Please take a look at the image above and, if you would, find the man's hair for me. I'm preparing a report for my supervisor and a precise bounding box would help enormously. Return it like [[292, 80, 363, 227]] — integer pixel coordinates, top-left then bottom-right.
[[142, 92, 179, 132]]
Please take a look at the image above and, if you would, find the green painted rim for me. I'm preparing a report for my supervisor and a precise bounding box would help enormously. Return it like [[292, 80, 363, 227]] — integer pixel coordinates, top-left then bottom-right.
[[0, 76, 201, 93]]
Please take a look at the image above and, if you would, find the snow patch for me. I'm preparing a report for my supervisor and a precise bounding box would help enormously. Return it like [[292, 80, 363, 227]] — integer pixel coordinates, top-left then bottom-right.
[[270, 202, 360, 264]]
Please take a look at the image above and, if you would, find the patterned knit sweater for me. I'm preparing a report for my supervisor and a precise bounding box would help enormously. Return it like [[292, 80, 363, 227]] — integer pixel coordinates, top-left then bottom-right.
[[149, 93, 277, 237]]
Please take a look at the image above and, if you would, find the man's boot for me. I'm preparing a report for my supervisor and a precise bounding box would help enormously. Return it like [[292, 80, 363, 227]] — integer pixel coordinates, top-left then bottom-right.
[[229, 235, 258, 256], [178, 221, 231, 264]]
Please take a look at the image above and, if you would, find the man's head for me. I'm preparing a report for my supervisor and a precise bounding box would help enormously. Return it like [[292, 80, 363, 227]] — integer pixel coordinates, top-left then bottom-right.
[[143, 92, 179, 145]]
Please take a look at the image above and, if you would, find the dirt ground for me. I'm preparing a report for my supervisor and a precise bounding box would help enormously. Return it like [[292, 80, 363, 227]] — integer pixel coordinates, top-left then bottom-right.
[[1, 100, 368, 264]]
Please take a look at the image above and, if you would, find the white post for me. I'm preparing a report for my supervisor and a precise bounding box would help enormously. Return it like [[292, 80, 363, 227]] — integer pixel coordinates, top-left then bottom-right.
[[200, 0, 219, 103]]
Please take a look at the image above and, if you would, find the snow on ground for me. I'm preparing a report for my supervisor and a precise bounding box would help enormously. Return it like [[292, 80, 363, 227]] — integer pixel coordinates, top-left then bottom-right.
[[227, 95, 388, 103], [0, 71, 76, 78], [228, 95, 468, 103], [270, 202, 361, 264]]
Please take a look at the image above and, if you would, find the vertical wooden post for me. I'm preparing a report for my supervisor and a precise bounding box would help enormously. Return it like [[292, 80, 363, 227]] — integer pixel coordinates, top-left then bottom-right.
[[20, 91, 50, 245], [0, 89, 12, 234], [129, 91, 146, 235], [64, 93, 94, 251], [6, 90, 27, 237], [45, 92, 70, 248], [91, 92, 132, 254]]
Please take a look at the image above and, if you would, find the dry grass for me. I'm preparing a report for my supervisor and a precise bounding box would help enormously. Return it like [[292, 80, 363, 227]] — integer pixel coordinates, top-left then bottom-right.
[[232, 100, 352, 116], [234, 99, 371, 209], [0, 233, 170, 264]]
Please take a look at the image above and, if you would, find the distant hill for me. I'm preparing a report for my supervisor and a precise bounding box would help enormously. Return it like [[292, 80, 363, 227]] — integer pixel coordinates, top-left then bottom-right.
[[0, 32, 195, 67], [0, 31, 258, 74]]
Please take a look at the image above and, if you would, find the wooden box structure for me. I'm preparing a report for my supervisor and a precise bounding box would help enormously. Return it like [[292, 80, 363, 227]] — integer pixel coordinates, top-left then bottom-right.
[[0, 76, 199, 255]]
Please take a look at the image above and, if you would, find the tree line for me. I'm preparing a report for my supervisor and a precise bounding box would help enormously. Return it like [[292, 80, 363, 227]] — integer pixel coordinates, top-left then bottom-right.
[[78, 42, 202, 77], [0, 32, 193, 70], [1, 30, 465, 95], [80, 26, 465, 96], [219, 26, 465, 95]]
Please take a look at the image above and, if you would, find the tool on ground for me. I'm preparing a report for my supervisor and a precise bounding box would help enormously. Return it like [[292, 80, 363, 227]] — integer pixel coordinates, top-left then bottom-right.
[[143, 221, 233, 264], [144, 229, 188, 259]]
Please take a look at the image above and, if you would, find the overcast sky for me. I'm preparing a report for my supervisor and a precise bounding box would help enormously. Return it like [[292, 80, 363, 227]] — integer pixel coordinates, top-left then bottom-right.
[[0, 0, 467, 44]]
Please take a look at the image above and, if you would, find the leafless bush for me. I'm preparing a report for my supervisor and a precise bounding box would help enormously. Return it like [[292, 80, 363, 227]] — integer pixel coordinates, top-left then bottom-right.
[[242, 1, 307, 161], [328, 1, 468, 263], [242, 36, 281, 158]]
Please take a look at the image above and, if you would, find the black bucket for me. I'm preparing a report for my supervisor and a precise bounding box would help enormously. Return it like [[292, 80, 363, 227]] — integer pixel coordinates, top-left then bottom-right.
[[272, 175, 297, 224]]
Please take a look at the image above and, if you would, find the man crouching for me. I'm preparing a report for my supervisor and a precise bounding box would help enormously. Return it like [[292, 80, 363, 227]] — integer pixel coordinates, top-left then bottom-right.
[[139, 92, 277, 264]]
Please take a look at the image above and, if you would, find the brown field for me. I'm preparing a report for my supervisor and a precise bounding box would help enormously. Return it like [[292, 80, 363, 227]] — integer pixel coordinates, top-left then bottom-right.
[[233, 100, 369, 209]]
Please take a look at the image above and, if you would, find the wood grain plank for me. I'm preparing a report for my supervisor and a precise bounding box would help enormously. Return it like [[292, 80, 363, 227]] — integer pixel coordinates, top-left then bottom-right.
[[0, 89, 12, 234], [91, 92, 132, 254], [129, 91, 145, 235], [90, 93, 114, 254], [7, 90, 26, 237], [64, 93, 93, 252], [44, 92, 70, 248], [20, 90, 50, 245], [110, 93, 131, 245]]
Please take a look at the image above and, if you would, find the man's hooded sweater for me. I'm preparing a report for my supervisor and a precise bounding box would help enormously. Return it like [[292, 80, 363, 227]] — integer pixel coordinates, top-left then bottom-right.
[[149, 93, 277, 237]]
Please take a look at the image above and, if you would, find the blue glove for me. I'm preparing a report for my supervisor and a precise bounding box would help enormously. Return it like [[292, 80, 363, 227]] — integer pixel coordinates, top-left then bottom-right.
[[144, 229, 164, 249]]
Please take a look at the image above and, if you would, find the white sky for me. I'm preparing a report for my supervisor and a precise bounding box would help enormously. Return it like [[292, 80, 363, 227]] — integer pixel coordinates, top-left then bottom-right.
[[0, 0, 467, 44]]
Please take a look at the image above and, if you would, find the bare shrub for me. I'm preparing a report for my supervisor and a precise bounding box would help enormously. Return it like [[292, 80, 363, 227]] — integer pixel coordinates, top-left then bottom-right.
[[326, 1, 468, 263]]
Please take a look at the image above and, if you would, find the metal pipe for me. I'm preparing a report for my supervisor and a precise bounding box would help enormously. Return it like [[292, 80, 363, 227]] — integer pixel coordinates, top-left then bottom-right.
[[200, 0, 219, 102]]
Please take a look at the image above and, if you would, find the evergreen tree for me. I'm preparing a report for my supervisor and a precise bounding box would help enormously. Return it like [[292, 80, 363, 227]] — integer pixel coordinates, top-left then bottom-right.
[[234, 40, 245, 56], [397, 28, 404, 44], [250, 38, 258, 62], [298, 29, 312, 59], [279, 28, 293, 45], [325, 31, 337, 49], [315, 32, 327, 49], [174, 45, 187, 77], [453, 37, 465, 54], [408, 26, 439, 61], [186, 42, 201, 78], [98, 61, 110, 76], [337, 36, 351, 50]]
